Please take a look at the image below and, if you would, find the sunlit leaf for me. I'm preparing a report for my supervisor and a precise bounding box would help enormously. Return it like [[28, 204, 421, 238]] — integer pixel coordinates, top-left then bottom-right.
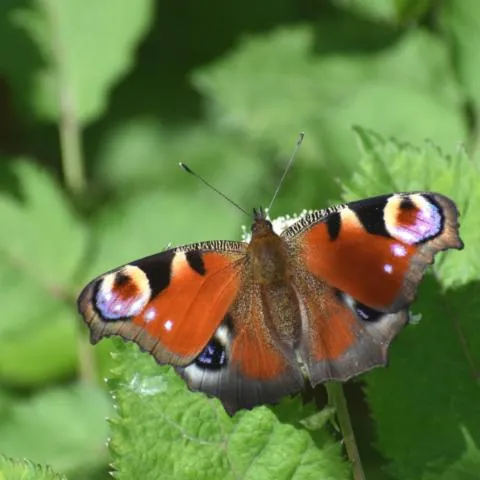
[[107, 341, 351, 480]]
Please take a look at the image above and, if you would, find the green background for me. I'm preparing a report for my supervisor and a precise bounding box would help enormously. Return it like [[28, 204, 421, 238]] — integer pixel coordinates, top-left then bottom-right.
[[0, 0, 479, 479]]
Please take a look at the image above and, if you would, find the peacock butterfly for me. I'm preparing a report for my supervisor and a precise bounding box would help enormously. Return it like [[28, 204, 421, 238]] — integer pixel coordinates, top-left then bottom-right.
[[77, 171, 462, 414]]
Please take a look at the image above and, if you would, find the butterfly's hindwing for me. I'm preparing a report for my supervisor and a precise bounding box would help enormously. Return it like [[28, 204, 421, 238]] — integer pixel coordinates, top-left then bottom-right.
[[178, 282, 305, 414]]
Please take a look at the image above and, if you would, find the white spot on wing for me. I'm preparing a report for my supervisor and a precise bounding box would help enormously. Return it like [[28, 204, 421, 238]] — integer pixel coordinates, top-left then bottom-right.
[[144, 307, 157, 323], [164, 319, 173, 331], [384, 264, 393, 274], [391, 243, 407, 257]]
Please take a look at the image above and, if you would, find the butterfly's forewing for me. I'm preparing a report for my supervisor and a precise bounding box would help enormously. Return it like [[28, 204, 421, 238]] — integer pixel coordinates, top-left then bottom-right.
[[77, 241, 246, 365], [284, 192, 462, 384], [285, 193, 462, 311]]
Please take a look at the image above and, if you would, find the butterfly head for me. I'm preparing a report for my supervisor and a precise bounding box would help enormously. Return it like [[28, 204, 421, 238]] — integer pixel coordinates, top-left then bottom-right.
[[253, 206, 266, 220], [251, 207, 274, 237]]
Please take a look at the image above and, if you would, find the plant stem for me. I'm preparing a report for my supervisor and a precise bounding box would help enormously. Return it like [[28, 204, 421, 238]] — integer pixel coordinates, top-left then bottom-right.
[[44, 0, 95, 383], [326, 382, 366, 480]]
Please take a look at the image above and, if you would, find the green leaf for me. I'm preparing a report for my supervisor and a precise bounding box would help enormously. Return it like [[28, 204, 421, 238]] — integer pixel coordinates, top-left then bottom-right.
[[439, 1, 480, 119], [0, 316, 77, 387], [423, 426, 480, 479], [364, 278, 480, 479], [93, 119, 267, 203], [394, 0, 432, 23], [343, 128, 480, 287], [0, 160, 86, 385], [0, 455, 67, 480], [107, 341, 350, 480], [0, 385, 110, 478], [194, 27, 466, 174], [0, 160, 86, 285], [92, 116, 339, 222], [332, 0, 398, 23], [7, 0, 153, 123], [334, 0, 432, 24]]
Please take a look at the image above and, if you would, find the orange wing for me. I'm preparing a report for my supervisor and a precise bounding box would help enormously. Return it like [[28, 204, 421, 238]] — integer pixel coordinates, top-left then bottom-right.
[[284, 193, 462, 311], [78, 241, 246, 366], [283, 192, 462, 385]]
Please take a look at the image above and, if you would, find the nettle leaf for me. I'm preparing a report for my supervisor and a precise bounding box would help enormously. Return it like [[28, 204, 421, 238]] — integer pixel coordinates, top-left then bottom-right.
[[343, 128, 480, 287], [364, 278, 480, 479], [107, 341, 350, 480], [194, 27, 466, 173], [423, 427, 480, 480], [9, 0, 153, 123], [0, 385, 110, 478], [343, 129, 480, 478], [0, 160, 87, 385], [0, 455, 67, 480], [440, 0, 480, 118]]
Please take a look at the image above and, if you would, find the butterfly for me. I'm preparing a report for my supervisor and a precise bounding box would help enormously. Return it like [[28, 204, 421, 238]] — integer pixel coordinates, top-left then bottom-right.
[[77, 192, 462, 414]]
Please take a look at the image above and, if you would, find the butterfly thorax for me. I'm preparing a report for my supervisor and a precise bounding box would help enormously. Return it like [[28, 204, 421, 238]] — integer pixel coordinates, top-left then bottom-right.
[[248, 218, 290, 285]]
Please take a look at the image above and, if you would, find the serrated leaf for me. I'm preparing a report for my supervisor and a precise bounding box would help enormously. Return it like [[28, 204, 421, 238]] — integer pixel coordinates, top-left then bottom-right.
[[8, 0, 153, 123], [194, 27, 466, 173], [342, 128, 480, 287], [439, 1, 480, 120], [0, 385, 110, 478], [423, 426, 480, 480], [107, 341, 350, 480], [0, 160, 86, 385], [364, 276, 480, 479], [0, 455, 67, 480]]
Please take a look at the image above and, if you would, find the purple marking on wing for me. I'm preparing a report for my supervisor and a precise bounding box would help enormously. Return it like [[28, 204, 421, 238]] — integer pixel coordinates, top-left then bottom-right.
[[95, 282, 150, 320], [390, 200, 442, 245]]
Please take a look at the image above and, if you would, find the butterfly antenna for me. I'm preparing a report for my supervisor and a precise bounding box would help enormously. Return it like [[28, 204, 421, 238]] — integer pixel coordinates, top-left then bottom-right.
[[179, 163, 251, 218], [267, 132, 305, 214]]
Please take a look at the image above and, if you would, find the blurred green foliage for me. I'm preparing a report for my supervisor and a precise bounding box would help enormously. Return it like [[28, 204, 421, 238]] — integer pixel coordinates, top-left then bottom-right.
[[0, 0, 479, 479]]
